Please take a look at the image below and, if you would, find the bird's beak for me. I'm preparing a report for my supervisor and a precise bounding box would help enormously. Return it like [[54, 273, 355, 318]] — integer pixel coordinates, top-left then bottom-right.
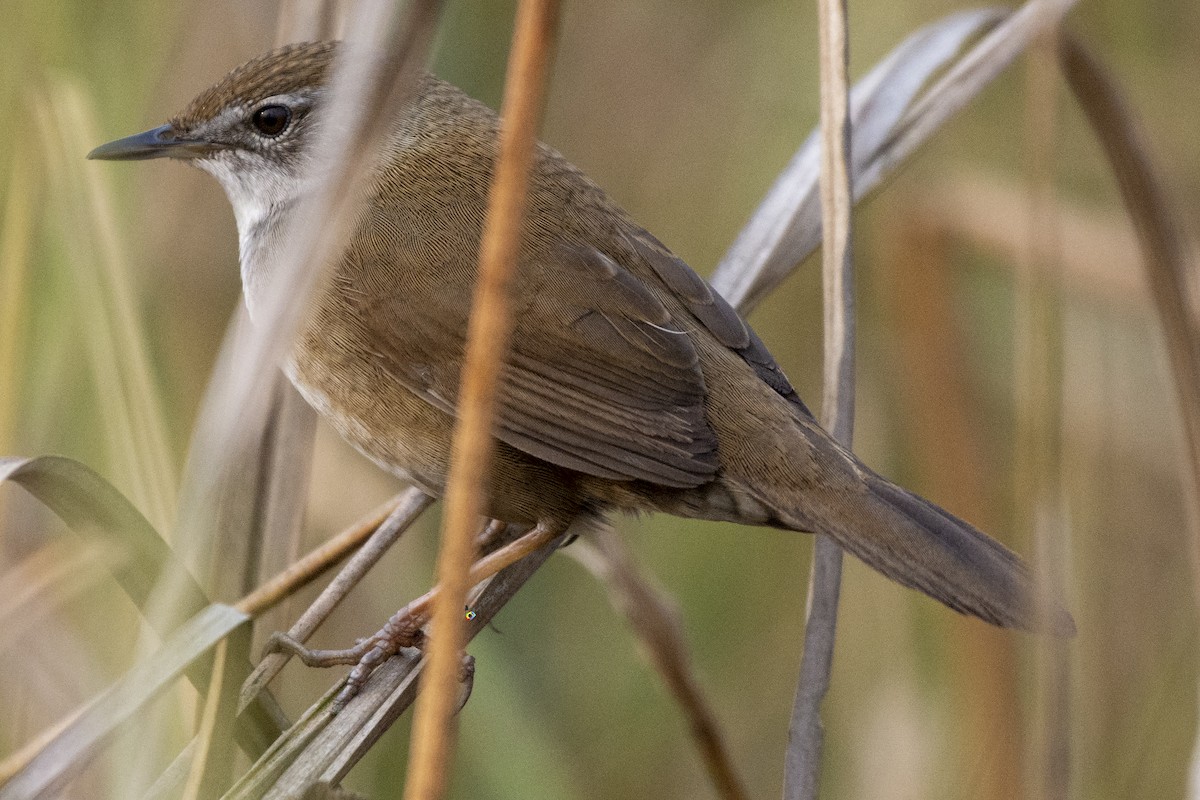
[[87, 124, 212, 161]]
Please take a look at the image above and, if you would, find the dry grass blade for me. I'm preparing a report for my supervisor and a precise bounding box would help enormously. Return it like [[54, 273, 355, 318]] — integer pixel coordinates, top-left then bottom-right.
[[141, 739, 199, 800], [0, 539, 120, 652], [858, 0, 1079, 201], [0, 148, 33, 461], [238, 489, 432, 712], [182, 625, 251, 800], [236, 493, 417, 618], [182, 638, 230, 800], [0, 456, 209, 630], [172, 317, 320, 608], [35, 84, 177, 534], [0, 708, 88, 790], [1058, 36, 1200, 795], [713, 0, 1082, 313], [569, 528, 748, 800], [711, 8, 1006, 310], [0, 604, 249, 800], [0, 456, 286, 763], [222, 533, 564, 799], [249, 381, 319, 622], [403, 3, 559, 798], [1017, 29, 1071, 800], [174, 0, 444, 597], [133, 490, 412, 797], [1058, 37, 1200, 534], [237, 0, 346, 619], [783, 1, 854, 799]]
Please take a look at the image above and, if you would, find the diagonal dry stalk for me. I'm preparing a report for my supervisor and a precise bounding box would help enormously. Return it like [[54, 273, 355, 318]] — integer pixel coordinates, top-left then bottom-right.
[[248, 0, 347, 652], [220, 530, 567, 799], [783, 1, 854, 799], [238, 491, 431, 711], [35, 84, 178, 536], [569, 528, 749, 800], [1058, 37, 1200, 550], [401, 4, 560, 797], [712, 0, 1082, 315], [1056, 35, 1200, 795]]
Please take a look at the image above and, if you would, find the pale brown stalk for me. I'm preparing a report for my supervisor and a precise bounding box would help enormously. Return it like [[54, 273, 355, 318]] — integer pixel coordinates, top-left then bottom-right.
[[0, 706, 87, 786], [1058, 37, 1200, 561], [236, 493, 414, 618], [784, 0, 854, 798], [275, 0, 347, 45], [1017, 29, 1071, 800], [1058, 35, 1200, 793], [38, 86, 177, 535], [181, 639, 229, 800], [0, 149, 32, 474], [238, 489, 431, 712], [343, 522, 564, 641], [878, 203, 1021, 799], [401, 3, 560, 799], [570, 527, 749, 800]]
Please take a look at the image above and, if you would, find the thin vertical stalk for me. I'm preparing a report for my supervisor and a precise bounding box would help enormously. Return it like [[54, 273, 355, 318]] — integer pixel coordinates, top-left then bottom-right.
[[1057, 36, 1200, 798], [275, 0, 346, 44], [784, 0, 854, 797], [879, 207, 1022, 799], [401, 3, 559, 799], [1017, 30, 1070, 800], [0, 149, 32, 464], [1058, 38, 1200, 563], [36, 88, 177, 535]]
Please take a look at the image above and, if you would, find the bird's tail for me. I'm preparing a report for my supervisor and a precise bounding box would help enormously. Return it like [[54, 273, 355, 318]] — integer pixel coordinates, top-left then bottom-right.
[[802, 467, 1075, 637]]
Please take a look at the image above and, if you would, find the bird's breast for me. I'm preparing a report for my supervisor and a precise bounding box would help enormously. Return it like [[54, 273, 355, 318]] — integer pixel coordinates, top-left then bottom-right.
[[285, 299, 457, 498]]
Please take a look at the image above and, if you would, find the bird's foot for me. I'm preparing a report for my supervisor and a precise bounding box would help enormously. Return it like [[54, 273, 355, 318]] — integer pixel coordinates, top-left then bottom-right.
[[265, 602, 427, 711], [267, 520, 564, 711]]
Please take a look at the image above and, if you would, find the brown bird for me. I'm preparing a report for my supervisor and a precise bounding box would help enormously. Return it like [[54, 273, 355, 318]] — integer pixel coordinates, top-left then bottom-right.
[[89, 42, 1074, 648]]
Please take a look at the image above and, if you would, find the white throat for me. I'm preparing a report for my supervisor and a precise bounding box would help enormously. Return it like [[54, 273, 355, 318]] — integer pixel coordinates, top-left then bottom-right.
[[197, 155, 302, 320]]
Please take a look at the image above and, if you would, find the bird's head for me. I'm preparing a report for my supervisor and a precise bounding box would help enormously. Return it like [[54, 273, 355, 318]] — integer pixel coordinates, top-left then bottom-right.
[[88, 41, 338, 235]]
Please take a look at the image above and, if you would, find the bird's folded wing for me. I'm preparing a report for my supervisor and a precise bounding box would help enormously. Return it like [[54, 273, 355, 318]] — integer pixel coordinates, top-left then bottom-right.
[[371, 239, 721, 488]]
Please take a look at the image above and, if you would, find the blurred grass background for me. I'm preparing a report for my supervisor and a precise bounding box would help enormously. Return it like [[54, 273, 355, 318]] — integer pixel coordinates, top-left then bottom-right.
[[2, 0, 1198, 798]]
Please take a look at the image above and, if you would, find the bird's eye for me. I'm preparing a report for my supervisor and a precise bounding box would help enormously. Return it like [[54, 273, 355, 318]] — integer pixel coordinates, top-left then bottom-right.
[[251, 105, 291, 137]]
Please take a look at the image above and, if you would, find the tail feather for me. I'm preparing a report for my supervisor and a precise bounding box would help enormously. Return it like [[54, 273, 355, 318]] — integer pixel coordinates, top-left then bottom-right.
[[811, 470, 1075, 637]]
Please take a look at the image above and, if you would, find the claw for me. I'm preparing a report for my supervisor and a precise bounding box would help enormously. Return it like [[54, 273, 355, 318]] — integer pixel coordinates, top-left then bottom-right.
[[456, 654, 476, 714], [329, 604, 430, 712]]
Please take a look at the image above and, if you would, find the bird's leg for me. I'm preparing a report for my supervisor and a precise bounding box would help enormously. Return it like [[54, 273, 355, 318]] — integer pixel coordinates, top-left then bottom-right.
[[271, 520, 564, 710], [476, 517, 515, 553]]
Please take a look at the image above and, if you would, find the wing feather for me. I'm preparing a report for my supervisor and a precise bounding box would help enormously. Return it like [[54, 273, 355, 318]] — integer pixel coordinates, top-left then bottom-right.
[[371, 238, 720, 487]]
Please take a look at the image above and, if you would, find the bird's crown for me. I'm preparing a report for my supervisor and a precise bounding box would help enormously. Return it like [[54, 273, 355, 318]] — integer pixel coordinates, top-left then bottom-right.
[[172, 40, 337, 129]]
